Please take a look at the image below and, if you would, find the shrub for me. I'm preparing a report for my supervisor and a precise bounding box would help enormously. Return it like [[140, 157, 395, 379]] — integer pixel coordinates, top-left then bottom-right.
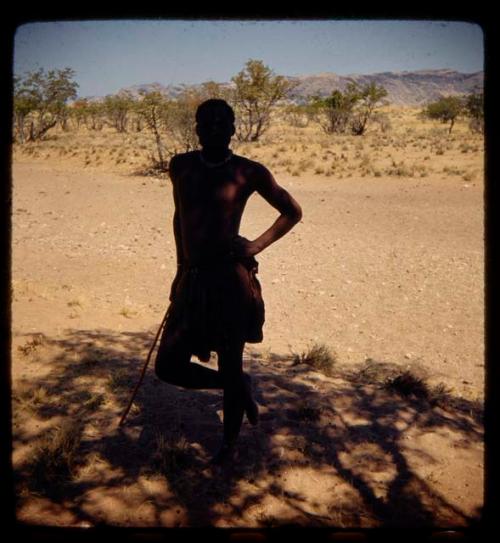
[[293, 343, 337, 376]]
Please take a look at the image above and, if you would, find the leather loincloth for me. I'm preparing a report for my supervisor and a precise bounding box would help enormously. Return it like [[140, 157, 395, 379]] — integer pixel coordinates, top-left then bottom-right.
[[162, 253, 265, 361]]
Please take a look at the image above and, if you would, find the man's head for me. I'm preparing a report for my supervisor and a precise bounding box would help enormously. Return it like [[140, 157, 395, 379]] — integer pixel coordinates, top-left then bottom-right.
[[196, 99, 235, 150]]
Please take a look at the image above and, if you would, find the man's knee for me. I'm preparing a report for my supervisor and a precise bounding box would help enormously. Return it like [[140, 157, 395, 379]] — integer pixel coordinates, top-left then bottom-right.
[[154, 353, 173, 382], [154, 341, 188, 385]]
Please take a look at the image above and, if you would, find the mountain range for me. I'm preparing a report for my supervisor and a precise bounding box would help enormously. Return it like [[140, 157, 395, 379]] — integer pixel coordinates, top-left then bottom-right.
[[288, 69, 483, 106], [110, 69, 483, 107]]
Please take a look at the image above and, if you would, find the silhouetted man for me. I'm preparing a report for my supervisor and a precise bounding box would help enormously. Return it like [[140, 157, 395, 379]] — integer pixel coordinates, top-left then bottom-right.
[[154, 99, 302, 463]]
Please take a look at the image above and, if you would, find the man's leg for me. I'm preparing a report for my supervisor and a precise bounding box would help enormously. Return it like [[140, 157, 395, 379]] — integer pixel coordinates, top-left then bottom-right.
[[211, 338, 261, 464], [154, 327, 222, 389], [155, 327, 257, 464], [218, 338, 247, 444]]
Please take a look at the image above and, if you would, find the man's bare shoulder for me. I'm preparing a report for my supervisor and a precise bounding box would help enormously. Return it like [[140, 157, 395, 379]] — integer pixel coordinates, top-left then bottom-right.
[[233, 154, 271, 178], [169, 151, 199, 175]]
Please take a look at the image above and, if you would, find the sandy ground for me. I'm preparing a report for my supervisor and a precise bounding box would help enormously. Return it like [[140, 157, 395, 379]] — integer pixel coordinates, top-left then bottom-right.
[[11, 157, 484, 528]]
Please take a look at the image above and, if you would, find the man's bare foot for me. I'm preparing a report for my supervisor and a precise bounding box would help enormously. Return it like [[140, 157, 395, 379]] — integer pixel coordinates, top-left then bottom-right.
[[210, 440, 237, 465], [243, 373, 259, 426]]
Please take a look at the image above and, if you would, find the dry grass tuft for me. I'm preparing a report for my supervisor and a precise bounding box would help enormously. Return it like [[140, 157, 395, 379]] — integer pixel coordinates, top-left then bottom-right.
[[28, 419, 83, 490], [293, 399, 323, 422], [293, 342, 337, 376], [17, 334, 46, 356], [151, 430, 192, 476], [384, 371, 454, 408]]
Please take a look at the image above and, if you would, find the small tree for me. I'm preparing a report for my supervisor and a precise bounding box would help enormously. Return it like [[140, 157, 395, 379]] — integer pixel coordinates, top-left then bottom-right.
[[103, 91, 136, 132], [86, 101, 106, 131], [199, 80, 231, 102], [231, 59, 297, 142], [70, 99, 90, 130], [13, 67, 79, 142], [424, 95, 464, 134], [58, 104, 72, 131], [284, 103, 311, 128], [136, 90, 172, 169], [464, 89, 484, 134], [348, 82, 388, 136], [168, 86, 202, 153], [13, 75, 37, 143], [309, 88, 358, 134], [309, 82, 387, 136], [371, 111, 392, 133], [137, 86, 213, 171]]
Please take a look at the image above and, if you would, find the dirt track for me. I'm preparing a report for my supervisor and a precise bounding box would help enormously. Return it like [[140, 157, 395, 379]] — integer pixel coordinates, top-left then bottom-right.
[[11, 159, 484, 527], [12, 160, 484, 393]]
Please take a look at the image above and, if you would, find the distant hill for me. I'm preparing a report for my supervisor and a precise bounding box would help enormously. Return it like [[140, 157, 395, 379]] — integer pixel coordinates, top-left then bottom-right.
[[97, 69, 483, 107], [288, 69, 484, 106], [118, 82, 191, 99]]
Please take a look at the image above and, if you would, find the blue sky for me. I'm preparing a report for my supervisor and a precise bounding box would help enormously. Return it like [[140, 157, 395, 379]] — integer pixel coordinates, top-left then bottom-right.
[[13, 20, 484, 98]]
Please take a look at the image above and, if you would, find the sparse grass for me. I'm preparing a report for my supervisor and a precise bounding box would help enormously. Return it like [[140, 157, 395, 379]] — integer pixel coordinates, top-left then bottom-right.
[[426, 383, 454, 407], [293, 342, 337, 376], [297, 158, 315, 172], [459, 143, 474, 154], [414, 164, 429, 178], [73, 451, 108, 482], [353, 358, 403, 384], [28, 419, 83, 491], [354, 358, 454, 409], [17, 334, 45, 356], [384, 371, 429, 399], [82, 393, 105, 412], [443, 165, 465, 176], [151, 429, 192, 476], [13, 385, 49, 414], [119, 306, 137, 318], [359, 154, 372, 169], [278, 157, 292, 168], [384, 371, 453, 408], [12, 106, 483, 184], [107, 367, 132, 394], [294, 399, 323, 421], [386, 160, 414, 178]]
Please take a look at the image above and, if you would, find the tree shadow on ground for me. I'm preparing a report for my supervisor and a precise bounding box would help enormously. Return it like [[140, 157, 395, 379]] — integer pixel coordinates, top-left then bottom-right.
[[12, 329, 483, 528]]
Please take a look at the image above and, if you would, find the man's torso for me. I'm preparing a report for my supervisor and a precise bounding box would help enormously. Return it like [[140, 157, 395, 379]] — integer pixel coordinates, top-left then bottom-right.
[[170, 151, 256, 263]]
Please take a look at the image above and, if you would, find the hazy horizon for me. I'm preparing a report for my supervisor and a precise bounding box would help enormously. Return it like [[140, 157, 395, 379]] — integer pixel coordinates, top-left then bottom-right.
[[14, 20, 484, 98]]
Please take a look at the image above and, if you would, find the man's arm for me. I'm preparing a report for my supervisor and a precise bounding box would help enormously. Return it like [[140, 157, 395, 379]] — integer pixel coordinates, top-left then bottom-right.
[[234, 163, 302, 257], [173, 210, 183, 268], [169, 155, 185, 266], [169, 156, 185, 301]]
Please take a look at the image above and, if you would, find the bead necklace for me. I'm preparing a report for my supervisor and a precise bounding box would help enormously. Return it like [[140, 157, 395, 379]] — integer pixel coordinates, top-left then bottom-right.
[[198, 150, 233, 168]]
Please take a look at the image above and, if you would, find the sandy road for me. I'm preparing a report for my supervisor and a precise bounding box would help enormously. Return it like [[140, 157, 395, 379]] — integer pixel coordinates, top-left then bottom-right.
[[12, 160, 484, 397]]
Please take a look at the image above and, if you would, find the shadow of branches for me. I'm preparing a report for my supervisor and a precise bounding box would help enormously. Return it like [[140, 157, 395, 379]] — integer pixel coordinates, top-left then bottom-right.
[[12, 329, 483, 528]]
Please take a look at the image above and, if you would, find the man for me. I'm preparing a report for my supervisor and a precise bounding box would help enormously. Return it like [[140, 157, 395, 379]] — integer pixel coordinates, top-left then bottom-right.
[[154, 99, 302, 464]]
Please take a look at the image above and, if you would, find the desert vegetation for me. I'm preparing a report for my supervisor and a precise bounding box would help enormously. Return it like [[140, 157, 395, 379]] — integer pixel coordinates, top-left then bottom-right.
[[13, 60, 484, 183]]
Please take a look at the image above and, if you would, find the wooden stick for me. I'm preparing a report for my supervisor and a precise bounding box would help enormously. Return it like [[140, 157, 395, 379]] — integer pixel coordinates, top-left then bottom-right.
[[118, 307, 170, 427]]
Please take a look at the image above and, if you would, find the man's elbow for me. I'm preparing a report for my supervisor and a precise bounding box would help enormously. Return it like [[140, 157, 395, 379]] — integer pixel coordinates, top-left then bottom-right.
[[291, 203, 302, 224]]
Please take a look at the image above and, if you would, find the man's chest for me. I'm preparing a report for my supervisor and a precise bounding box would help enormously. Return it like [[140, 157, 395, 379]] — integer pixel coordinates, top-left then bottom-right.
[[177, 171, 251, 211]]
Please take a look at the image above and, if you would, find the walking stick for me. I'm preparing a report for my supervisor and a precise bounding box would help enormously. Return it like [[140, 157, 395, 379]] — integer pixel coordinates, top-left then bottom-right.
[[118, 306, 170, 427]]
